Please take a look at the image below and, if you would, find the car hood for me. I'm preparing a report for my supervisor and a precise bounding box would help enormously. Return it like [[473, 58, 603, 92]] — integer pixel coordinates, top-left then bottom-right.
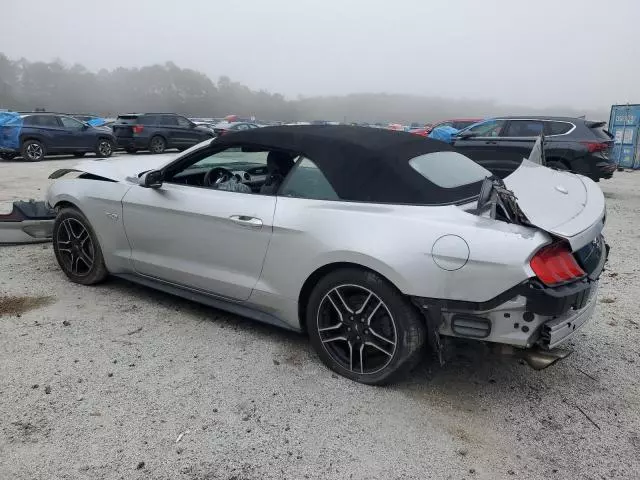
[[504, 160, 605, 250], [49, 155, 171, 183]]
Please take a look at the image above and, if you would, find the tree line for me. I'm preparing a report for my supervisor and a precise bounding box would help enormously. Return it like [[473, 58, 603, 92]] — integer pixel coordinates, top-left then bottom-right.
[[0, 53, 607, 123]]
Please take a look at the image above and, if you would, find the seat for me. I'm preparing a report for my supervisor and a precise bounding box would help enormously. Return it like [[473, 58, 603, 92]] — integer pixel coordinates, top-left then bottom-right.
[[260, 151, 296, 194]]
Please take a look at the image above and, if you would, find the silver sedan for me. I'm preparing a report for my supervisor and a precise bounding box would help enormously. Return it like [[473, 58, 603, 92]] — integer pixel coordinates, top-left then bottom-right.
[[46, 126, 608, 384]]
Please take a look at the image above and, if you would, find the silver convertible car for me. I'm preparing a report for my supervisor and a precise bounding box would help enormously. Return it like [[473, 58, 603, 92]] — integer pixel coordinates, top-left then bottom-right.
[[46, 126, 608, 384]]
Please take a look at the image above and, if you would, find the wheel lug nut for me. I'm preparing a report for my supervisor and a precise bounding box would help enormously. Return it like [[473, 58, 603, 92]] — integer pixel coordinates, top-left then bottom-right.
[[360, 319, 364, 323], [347, 327, 351, 332], [350, 316, 354, 320], [356, 336, 361, 340]]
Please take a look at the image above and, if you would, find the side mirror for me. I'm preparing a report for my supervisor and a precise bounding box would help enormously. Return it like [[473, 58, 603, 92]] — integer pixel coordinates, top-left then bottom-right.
[[139, 170, 163, 189], [82, 123, 90, 130]]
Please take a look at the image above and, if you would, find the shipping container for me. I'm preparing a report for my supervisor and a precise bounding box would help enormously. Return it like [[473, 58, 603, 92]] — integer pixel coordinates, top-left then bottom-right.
[[609, 104, 640, 169]]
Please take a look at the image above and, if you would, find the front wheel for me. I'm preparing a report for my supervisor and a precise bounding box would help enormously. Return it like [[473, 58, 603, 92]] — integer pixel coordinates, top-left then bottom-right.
[[21, 140, 46, 161], [53, 207, 108, 285], [307, 268, 426, 385], [149, 136, 166, 154], [95, 138, 113, 157]]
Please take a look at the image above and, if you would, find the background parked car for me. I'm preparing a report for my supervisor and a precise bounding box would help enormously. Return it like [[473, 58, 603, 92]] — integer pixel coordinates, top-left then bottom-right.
[[452, 116, 616, 181], [0, 112, 115, 161], [212, 121, 260, 137], [424, 118, 482, 135], [112, 113, 215, 154]]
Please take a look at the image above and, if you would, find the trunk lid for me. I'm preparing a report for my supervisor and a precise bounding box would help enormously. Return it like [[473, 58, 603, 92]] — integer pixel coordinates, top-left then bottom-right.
[[504, 159, 605, 250]]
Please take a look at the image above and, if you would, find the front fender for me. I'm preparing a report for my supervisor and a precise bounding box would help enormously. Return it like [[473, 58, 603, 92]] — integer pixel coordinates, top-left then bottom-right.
[[47, 179, 134, 273]]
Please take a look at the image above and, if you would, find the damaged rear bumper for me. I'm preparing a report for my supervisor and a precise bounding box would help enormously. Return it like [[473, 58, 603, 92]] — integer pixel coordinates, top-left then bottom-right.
[[412, 237, 608, 362], [0, 200, 55, 244]]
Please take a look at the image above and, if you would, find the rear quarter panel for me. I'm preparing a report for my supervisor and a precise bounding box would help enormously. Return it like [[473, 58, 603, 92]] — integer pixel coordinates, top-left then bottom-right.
[[258, 198, 550, 304]]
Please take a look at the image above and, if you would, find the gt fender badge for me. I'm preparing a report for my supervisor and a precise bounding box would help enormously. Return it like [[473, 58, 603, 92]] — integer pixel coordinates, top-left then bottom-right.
[[105, 211, 119, 220], [555, 185, 568, 194]]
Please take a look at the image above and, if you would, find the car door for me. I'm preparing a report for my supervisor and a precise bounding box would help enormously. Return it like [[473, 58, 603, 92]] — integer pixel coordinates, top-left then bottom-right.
[[159, 115, 179, 147], [497, 119, 544, 162], [59, 115, 92, 150], [453, 119, 514, 175], [121, 147, 276, 301], [27, 115, 67, 152], [175, 115, 203, 146]]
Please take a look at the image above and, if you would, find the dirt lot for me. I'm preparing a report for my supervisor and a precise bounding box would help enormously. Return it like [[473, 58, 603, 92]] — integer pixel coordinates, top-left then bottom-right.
[[1, 154, 639, 480]]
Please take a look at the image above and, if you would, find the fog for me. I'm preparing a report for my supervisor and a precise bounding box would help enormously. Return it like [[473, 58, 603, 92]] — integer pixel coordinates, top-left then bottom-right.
[[2, 0, 638, 121]]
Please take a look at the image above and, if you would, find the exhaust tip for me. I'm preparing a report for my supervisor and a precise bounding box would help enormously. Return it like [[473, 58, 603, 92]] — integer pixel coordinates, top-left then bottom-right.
[[516, 347, 572, 370]]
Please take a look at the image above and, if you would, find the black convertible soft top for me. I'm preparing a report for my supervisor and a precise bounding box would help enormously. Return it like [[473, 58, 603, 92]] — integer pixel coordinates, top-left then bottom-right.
[[213, 125, 484, 205]]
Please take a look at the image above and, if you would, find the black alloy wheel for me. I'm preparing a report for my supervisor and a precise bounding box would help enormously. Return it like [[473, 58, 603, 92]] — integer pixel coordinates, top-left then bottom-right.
[[149, 136, 166, 154], [53, 208, 108, 285], [21, 140, 45, 161], [307, 268, 426, 385], [96, 139, 113, 157]]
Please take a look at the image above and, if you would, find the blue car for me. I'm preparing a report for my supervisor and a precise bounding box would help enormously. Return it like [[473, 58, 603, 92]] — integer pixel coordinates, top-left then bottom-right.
[[0, 112, 115, 161]]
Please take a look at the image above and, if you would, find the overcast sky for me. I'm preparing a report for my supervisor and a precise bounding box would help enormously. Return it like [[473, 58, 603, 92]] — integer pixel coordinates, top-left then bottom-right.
[[2, 0, 638, 109]]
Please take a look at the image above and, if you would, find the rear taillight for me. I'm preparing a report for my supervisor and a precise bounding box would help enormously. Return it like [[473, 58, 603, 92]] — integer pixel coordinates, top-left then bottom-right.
[[530, 243, 585, 286], [132, 125, 144, 134], [581, 141, 610, 153]]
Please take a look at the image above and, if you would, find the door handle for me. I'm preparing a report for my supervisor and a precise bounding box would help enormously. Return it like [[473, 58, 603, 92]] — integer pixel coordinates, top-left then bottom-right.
[[229, 215, 263, 228], [485, 140, 497, 145]]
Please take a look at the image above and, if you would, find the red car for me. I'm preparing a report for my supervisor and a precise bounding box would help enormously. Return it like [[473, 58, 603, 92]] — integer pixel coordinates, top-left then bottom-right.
[[413, 118, 483, 136]]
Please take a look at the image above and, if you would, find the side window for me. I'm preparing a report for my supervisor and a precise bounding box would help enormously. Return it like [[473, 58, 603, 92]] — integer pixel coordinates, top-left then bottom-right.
[[32, 115, 61, 127], [176, 116, 192, 128], [280, 157, 339, 201], [60, 116, 85, 129], [547, 121, 573, 136], [503, 120, 544, 137], [161, 115, 178, 126], [467, 120, 505, 137], [235, 123, 249, 131], [140, 116, 158, 126], [22, 116, 37, 126]]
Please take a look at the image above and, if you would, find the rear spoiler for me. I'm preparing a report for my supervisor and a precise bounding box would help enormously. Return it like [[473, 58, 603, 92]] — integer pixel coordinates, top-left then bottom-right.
[[585, 121, 606, 129]]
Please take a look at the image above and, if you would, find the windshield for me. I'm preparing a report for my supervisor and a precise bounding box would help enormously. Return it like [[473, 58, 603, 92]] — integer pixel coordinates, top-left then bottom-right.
[[187, 148, 268, 169]]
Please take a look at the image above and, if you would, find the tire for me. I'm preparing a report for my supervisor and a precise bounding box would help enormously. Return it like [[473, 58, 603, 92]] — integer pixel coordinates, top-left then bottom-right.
[[149, 135, 166, 154], [52, 207, 108, 285], [307, 268, 426, 385], [124, 147, 138, 154], [0, 152, 17, 160], [73, 152, 86, 158], [21, 140, 46, 162], [95, 138, 114, 157]]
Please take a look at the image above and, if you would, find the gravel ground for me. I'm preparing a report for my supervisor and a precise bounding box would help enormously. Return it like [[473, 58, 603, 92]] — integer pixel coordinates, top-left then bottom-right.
[[1, 154, 639, 480]]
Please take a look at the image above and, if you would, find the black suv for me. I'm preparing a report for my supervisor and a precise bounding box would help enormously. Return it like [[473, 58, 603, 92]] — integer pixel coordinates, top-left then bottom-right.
[[452, 116, 616, 181], [113, 113, 214, 154], [0, 113, 115, 161]]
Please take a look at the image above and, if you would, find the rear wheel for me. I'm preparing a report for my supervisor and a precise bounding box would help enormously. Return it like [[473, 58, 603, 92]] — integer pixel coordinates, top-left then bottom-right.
[[21, 140, 46, 161], [73, 152, 86, 158], [0, 152, 17, 160], [149, 136, 166, 154], [307, 268, 426, 385], [53, 207, 108, 285], [95, 138, 113, 157]]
